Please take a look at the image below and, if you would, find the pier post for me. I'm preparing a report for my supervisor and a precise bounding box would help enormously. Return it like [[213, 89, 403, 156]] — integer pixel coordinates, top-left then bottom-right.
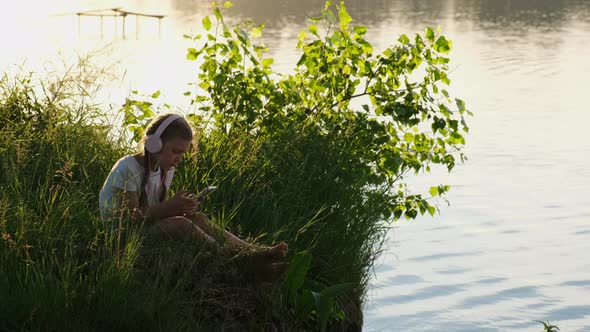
[[122, 14, 126, 40], [71, 9, 164, 41]]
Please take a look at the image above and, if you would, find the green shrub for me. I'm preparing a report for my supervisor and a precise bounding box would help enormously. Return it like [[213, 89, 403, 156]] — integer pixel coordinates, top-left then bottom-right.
[[123, 1, 469, 329]]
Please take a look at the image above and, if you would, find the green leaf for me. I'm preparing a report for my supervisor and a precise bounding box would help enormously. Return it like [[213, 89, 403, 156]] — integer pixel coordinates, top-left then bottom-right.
[[312, 291, 333, 332], [338, 3, 352, 28], [427, 205, 436, 216], [251, 24, 263, 38], [297, 30, 308, 48], [405, 209, 418, 219], [309, 24, 318, 36], [353, 25, 367, 36], [429, 186, 438, 196], [235, 28, 247, 44], [441, 74, 451, 85], [195, 95, 207, 103], [342, 65, 351, 75], [295, 290, 316, 320], [214, 7, 222, 21], [434, 36, 452, 54], [262, 58, 274, 67], [143, 108, 154, 118], [425, 27, 435, 42], [359, 40, 373, 53], [202, 16, 212, 31], [403, 132, 414, 142], [455, 98, 466, 113], [284, 251, 312, 301], [309, 15, 322, 23], [223, 1, 232, 8], [448, 132, 465, 144], [320, 282, 355, 299], [151, 90, 161, 99], [398, 34, 410, 44], [123, 107, 136, 126]]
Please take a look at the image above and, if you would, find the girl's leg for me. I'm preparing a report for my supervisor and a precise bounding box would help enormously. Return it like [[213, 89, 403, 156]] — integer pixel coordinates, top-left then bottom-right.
[[190, 213, 288, 258], [150, 216, 218, 250], [154, 215, 289, 282]]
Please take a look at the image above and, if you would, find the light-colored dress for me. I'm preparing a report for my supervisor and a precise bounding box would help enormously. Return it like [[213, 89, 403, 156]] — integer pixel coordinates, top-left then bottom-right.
[[99, 155, 174, 220]]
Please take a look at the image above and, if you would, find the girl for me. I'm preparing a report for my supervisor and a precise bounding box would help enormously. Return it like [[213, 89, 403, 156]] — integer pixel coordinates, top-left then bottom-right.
[[99, 113, 288, 276]]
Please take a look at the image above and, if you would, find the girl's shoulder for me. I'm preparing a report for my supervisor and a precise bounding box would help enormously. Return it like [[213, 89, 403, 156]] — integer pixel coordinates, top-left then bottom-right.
[[104, 154, 143, 191], [113, 154, 143, 173]]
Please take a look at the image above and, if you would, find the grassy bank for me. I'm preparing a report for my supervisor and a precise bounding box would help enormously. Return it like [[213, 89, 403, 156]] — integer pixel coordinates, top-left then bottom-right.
[[1, 2, 470, 331], [0, 71, 275, 330], [0, 64, 372, 332]]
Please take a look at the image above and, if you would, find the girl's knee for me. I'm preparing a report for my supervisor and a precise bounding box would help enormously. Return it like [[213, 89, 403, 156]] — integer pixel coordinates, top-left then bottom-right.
[[155, 216, 193, 236], [192, 212, 208, 221], [191, 212, 210, 226]]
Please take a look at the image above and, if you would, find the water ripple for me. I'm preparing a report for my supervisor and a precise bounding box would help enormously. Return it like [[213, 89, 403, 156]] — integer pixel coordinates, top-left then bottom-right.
[[387, 274, 425, 285], [408, 251, 482, 262], [526, 301, 556, 311], [545, 305, 590, 321], [500, 229, 521, 234], [372, 283, 467, 306], [456, 286, 540, 308], [437, 267, 472, 275], [559, 280, 590, 287], [476, 277, 507, 285]]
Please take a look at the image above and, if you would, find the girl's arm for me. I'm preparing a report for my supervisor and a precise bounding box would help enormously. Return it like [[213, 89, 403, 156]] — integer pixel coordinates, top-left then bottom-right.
[[119, 189, 158, 223], [118, 189, 197, 223]]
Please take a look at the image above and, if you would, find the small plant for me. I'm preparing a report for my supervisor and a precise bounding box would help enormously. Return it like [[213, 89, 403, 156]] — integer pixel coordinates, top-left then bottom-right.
[[537, 320, 560, 332], [283, 251, 356, 331]]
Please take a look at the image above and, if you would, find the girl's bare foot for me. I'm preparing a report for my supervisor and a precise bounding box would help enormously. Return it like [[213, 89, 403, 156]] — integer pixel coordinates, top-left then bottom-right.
[[259, 242, 288, 261], [240, 243, 289, 282]]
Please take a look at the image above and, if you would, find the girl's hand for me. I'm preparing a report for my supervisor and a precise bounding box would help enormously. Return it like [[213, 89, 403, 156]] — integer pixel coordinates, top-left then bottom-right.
[[165, 191, 200, 216]]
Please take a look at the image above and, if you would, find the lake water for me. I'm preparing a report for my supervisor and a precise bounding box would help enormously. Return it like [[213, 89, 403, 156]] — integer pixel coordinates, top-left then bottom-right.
[[3, 0, 590, 330]]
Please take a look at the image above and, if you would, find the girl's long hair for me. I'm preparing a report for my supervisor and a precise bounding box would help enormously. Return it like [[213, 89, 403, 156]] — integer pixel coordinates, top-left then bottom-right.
[[139, 113, 193, 208]]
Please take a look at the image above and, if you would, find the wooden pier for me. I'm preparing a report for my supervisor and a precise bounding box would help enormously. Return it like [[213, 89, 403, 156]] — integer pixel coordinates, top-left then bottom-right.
[[72, 8, 166, 39]]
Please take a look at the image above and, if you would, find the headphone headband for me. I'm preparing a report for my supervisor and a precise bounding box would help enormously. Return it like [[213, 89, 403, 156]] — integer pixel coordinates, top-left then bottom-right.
[[152, 114, 182, 140], [144, 114, 183, 154]]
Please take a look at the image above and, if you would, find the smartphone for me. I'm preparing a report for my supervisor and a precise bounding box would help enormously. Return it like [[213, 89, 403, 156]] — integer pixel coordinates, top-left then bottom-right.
[[197, 186, 217, 198]]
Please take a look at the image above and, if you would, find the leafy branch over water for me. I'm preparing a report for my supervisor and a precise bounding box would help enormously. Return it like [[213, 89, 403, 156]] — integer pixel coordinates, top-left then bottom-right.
[[176, 0, 470, 221]]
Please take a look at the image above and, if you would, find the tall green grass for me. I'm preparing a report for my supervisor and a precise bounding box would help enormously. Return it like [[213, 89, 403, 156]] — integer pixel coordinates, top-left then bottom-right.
[[0, 62, 375, 330]]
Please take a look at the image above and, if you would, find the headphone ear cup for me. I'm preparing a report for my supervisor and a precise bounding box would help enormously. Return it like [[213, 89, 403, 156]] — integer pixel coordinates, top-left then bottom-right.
[[145, 135, 162, 153]]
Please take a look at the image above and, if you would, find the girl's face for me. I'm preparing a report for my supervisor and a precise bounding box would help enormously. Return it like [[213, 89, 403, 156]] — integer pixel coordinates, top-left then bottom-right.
[[156, 137, 192, 170]]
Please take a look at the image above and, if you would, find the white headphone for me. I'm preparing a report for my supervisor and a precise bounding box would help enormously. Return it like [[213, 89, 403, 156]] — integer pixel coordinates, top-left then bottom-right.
[[144, 114, 183, 153]]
